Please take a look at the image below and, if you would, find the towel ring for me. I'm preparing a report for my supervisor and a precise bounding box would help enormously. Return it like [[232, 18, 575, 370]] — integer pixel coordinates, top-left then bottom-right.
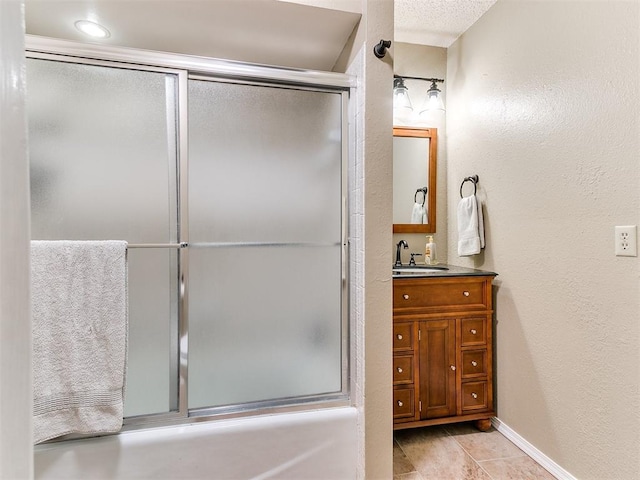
[[415, 187, 427, 206], [460, 175, 479, 198]]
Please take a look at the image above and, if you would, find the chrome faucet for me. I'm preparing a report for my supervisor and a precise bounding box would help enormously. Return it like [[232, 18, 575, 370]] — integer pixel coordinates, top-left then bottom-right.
[[395, 240, 408, 267]]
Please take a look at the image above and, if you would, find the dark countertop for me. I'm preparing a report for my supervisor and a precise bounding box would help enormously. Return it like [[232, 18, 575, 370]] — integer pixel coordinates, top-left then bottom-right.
[[392, 264, 497, 278]]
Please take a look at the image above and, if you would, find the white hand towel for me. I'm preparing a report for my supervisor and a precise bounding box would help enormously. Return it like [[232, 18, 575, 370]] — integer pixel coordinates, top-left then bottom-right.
[[457, 196, 481, 256], [411, 202, 424, 224], [31, 240, 128, 444], [477, 197, 485, 249]]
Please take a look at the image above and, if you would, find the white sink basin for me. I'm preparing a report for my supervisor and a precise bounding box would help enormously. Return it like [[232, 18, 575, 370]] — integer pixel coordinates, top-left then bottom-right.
[[393, 267, 448, 274]]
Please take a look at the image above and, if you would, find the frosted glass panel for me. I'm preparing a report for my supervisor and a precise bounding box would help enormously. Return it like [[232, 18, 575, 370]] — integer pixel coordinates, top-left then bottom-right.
[[188, 246, 342, 408], [188, 79, 344, 409], [188, 80, 342, 243], [26, 58, 177, 243], [26, 58, 180, 418], [125, 249, 178, 417], [26, 58, 346, 419]]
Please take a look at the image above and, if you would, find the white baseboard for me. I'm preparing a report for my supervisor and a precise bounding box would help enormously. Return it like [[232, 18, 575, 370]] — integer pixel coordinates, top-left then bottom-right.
[[491, 417, 577, 480]]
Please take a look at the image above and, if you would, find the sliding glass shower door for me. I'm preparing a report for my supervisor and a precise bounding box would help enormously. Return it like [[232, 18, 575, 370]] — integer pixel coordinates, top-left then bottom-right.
[[187, 79, 345, 409], [26, 52, 348, 424], [26, 57, 181, 418]]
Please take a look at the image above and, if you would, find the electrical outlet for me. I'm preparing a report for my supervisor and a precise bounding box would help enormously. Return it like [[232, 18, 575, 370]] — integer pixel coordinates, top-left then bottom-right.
[[615, 225, 637, 257]]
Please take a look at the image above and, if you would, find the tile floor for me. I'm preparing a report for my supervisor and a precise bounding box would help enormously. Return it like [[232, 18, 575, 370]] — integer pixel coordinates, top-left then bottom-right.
[[394, 422, 557, 480]]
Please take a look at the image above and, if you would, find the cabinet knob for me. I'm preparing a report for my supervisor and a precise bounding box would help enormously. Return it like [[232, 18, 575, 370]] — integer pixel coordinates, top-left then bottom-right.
[[471, 360, 478, 367], [471, 392, 478, 399], [470, 329, 477, 335], [450, 365, 456, 371], [463, 291, 470, 297], [403, 294, 409, 300], [397, 401, 403, 407], [397, 334, 403, 340], [397, 367, 403, 373]]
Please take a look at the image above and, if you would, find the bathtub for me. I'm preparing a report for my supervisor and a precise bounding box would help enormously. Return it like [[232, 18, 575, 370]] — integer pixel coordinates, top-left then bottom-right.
[[34, 407, 358, 479]]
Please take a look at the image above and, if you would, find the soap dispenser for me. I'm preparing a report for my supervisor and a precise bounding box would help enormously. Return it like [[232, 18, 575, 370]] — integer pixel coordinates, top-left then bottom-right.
[[425, 236, 437, 265]]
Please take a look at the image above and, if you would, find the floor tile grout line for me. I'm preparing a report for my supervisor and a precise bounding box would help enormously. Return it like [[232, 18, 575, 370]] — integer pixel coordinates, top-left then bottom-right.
[[394, 437, 419, 476], [448, 437, 498, 480], [475, 459, 497, 480], [445, 426, 531, 462], [446, 429, 539, 479], [476, 452, 530, 463], [395, 429, 462, 478], [448, 433, 529, 463]]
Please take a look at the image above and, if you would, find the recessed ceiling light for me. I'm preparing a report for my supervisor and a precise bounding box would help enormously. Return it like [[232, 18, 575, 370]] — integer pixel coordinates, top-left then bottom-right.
[[74, 20, 110, 39]]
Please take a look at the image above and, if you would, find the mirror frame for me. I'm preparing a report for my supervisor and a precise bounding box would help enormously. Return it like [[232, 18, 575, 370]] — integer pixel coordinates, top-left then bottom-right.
[[393, 126, 437, 233]]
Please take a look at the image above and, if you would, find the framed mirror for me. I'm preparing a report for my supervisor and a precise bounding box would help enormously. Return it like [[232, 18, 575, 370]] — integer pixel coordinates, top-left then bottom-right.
[[393, 127, 437, 233]]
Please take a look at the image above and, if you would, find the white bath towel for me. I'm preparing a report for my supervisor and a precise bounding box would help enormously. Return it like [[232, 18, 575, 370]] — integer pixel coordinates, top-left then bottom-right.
[[31, 240, 128, 444], [410, 202, 425, 224], [457, 196, 485, 256], [477, 198, 485, 249]]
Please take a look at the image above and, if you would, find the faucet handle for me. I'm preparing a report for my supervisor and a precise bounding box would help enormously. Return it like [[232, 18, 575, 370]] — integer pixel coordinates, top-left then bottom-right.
[[409, 253, 422, 266]]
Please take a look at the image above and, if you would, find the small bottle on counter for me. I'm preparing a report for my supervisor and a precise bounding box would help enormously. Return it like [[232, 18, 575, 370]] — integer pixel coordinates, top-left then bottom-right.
[[425, 236, 437, 265]]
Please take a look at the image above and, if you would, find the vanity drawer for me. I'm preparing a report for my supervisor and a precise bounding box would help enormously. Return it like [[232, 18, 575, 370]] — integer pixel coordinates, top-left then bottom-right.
[[461, 350, 487, 378], [393, 323, 413, 351], [393, 388, 415, 419], [394, 278, 488, 313], [460, 318, 487, 347], [461, 382, 488, 412], [393, 355, 414, 385]]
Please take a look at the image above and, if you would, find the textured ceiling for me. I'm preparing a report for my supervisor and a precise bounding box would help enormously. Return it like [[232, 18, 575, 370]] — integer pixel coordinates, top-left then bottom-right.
[[395, 0, 497, 47], [284, 0, 498, 47]]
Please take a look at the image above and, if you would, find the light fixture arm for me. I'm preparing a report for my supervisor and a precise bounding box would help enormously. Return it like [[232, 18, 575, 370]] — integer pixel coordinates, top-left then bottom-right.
[[393, 77, 406, 89], [426, 80, 442, 98], [394, 75, 444, 84]]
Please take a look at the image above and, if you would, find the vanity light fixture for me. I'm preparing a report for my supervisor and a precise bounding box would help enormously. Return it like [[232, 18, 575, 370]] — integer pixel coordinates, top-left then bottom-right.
[[420, 79, 445, 114], [393, 75, 445, 114], [74, 20, 111, 39], [393, 77, 413, 112]]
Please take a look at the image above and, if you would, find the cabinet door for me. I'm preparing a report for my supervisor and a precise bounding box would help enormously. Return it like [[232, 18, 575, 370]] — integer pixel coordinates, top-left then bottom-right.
[[419, 319, 456, 419]]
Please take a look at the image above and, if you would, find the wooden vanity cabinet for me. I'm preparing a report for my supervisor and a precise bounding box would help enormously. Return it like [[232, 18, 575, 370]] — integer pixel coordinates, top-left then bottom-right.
[[392, 274, 496, 431]]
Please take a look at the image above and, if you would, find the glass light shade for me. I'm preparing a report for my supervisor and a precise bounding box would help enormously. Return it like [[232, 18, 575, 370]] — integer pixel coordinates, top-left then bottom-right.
[[393, 77, 413, 112], [393, 86, 413, 111], [419, 85, 445, 115]]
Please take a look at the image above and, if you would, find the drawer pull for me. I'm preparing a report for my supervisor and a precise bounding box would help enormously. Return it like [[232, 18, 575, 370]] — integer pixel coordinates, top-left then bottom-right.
[[397, 401, 403, 407], [397, 367, 403, 373], [471, 392, 478, 399], [403, 294, 410, 300], [397, 334, 403, 340], [463, 291, 470, 297], [471, 360, 478, 367], [470, 329, 477, 335], [450, 365, 456, 371]]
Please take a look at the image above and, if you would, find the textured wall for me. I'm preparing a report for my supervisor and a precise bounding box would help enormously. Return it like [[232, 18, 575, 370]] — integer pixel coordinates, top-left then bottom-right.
[[447, 1, 640, 478], [359, 1, 394, 478], [341, 0, 394, 478], [0, 0, 33, 477]]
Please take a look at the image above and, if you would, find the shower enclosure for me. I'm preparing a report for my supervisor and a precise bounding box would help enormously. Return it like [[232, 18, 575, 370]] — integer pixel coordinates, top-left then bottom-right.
[[26, 43, 350, 429]]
